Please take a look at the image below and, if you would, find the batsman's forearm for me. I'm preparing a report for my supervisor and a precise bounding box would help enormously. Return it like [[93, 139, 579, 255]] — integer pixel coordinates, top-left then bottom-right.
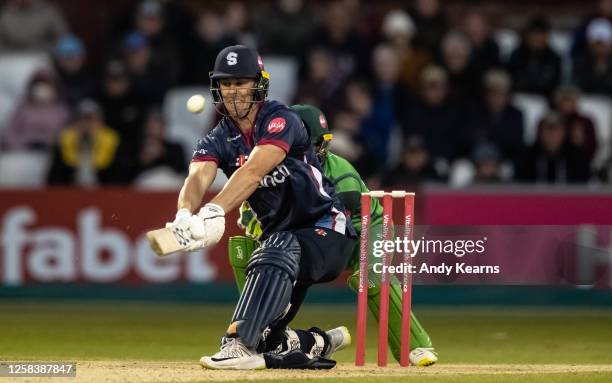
[[177, 176, 207, 213], [177, 162, 218, 213], [210, 166, 260, 212]]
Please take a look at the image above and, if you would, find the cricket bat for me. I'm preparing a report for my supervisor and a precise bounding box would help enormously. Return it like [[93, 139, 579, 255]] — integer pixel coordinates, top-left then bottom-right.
[[146, 225, 194, 256]]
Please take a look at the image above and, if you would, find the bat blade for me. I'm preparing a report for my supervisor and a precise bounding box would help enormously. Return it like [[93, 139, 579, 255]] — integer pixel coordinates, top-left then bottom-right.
[[146, 226, 192, 256]]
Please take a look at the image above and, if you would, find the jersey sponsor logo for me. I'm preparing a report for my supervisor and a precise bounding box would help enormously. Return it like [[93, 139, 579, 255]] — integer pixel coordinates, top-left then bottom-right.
[[193, 148, 208, 156], [226, 52, 238, 65], [319, 114, 328, 129], [267, 117, 286, 133], [259, 165, 290, 188]]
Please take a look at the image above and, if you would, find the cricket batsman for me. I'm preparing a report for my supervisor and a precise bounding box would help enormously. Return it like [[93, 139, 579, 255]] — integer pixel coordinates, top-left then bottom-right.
[[230, 104, 438, 366], [167, 45, 356, 370]]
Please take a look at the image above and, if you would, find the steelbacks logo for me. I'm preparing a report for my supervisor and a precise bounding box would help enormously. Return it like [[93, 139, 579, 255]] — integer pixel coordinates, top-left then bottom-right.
[[267, 117, 286, 133], [315, 228, 327, 237], [235, 154, 248, 167], [227, 52, 238, 65]]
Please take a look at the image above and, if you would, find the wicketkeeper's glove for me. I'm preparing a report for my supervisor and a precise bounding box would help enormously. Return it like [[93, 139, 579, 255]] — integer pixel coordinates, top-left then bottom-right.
[[237, 201, 263, 240]]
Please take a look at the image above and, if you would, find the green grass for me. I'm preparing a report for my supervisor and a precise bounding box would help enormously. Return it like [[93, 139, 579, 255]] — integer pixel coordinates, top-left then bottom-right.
[[1, 302, 611, 363], [0, 302, 611, 382]]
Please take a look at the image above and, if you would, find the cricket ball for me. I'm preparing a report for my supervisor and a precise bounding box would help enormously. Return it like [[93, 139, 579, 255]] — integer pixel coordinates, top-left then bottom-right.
[[186, 94, 206, 114]]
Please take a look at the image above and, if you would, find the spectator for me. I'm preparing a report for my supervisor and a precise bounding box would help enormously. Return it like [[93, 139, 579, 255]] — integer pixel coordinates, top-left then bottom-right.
[[125, 108, 187, 182], [360, 44, 412, 168], [294, 47, 340, 114], [224, 1, 256, 47], [403, 65, 461, 162], [157, 0, 194, 43], [507, 16, 562, 98], [518, 112, 591, 183], [345, 78, 373, 121], [254, 0, 318, 56], [440, 31, 478, 102], [471, 142, 503, 183], [571, 0, 612, 59], [156, 0, 195, 78], [185, 9, 236, 85], [596, 155, 612, 182], [309, 0, 370, 84], [382, 135, 442, 188], [133, 0, 181, 86], [572, 18, 612, 96], [381, 9, 432, 91], [122, 31, 168, 106], [47, 99, 122, 186], [0, 0, 67, 52], [327, 108, 372, 177], [53, 35, 96, 107], [554, 85, 598, 161], [408, 0, 449, 55], [462, 10, 501, 83], [117, 0, 194, 84], [98, 60, 145, 154], [2, 69, 69, 149], [468, 69, 525, 166]]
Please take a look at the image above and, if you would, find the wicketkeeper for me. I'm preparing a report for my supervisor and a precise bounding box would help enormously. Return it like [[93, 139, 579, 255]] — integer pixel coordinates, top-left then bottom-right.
[[167, 45, 356, 370], [230, 104, 438, 366]]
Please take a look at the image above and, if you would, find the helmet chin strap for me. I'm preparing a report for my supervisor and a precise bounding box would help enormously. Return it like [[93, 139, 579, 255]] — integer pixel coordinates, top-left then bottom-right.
[[213, 98, 257, 120], [230, 97, 256, 120], [223, 87, 261, 121], [317, 141, 330, 166]]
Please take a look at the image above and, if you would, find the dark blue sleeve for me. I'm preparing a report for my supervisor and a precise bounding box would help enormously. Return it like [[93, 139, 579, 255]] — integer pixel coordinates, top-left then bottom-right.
[[257, 110, 307, 153], [191, 127, 224, 165]]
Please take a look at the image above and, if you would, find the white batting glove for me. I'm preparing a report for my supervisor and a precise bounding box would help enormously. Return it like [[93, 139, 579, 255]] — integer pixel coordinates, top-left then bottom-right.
[[165, 205, 225, 252], [166, 208, 203, 247], [195, 203, 226, 246], [166, 208, 192, 228]]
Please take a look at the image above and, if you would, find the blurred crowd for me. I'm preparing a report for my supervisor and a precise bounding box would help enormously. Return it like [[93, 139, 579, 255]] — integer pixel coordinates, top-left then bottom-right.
[[0, 0, 611, 188]]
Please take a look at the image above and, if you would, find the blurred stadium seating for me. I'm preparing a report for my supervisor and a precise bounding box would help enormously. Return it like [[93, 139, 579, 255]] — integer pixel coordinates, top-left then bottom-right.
[[512, 93, 549, 144], [262, 55, 298, 105], [0, 150, 50, 187], [578, 95, 612, 167], [163, 86, 216, 164]]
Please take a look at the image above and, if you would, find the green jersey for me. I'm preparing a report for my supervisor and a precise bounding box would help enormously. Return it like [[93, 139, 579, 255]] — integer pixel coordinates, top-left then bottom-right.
[[322, 153, 383, 233]]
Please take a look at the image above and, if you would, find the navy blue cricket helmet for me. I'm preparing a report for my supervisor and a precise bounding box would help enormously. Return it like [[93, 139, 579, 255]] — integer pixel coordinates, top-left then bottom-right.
[[209, 45, 270, 113]]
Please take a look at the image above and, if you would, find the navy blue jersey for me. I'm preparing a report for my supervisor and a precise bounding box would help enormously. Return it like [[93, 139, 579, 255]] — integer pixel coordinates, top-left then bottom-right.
[[192, 100, 355, 239]]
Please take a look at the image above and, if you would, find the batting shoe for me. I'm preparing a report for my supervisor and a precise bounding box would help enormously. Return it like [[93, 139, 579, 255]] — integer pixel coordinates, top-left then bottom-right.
[[409, 347, 438, 367], [200, 336, 266, 370], [322, 326, 352, 358]]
